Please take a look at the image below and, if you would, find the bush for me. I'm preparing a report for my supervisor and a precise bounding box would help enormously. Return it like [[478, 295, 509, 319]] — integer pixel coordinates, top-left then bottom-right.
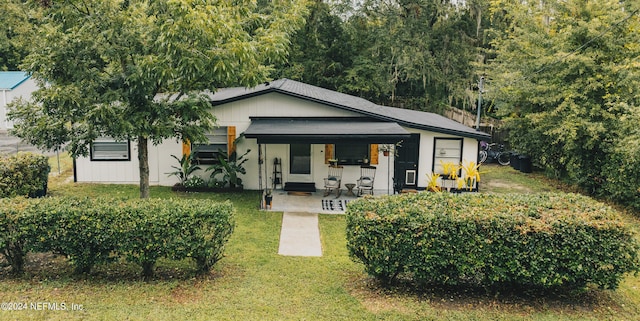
[[601, 138, 640, 212], [0, 197, 235, 277], [0, 198, 29, 274], [0, 152, 50, 198], [346, 193, 640, 290]]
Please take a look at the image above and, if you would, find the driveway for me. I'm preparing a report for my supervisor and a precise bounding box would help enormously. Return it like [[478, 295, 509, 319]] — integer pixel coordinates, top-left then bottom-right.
[[0, 131, 55, 156]]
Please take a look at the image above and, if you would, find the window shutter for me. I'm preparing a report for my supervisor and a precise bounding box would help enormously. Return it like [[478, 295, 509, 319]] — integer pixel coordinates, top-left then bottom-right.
[[325, 144, 334, 164], [182, 139, 191, 157], [227, 126, 236, 155], [370, 144, 379, 165]]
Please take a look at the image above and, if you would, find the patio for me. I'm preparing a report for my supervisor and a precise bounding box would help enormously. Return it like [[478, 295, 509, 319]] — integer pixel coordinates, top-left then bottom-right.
[[265, 189, 390, 214]]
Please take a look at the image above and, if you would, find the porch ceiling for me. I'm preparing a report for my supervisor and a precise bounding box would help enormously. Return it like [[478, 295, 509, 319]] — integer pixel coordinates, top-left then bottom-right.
[[244, 117, 411, 144]]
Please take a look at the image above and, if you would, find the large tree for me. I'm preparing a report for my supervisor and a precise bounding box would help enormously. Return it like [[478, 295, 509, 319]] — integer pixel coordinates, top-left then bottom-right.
[[9, 0, 307, 198], [486, 0, 640, 193]]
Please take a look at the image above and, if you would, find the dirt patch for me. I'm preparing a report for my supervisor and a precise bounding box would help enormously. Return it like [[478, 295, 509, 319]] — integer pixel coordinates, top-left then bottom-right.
[[483, 179, 533, 193]]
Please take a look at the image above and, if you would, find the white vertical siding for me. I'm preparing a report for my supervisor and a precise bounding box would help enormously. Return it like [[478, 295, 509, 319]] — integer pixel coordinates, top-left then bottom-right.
[[75, 91, 480, 192]]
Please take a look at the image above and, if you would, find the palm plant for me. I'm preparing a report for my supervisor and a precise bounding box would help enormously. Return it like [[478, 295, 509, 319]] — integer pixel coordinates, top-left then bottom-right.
[[166, 153, 201, 186], [207, 149, 251, 188]]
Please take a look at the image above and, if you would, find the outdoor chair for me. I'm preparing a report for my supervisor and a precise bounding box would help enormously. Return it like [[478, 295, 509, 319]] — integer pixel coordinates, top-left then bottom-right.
[[356, 166, 376, 196], [323, 165, 343, 197]]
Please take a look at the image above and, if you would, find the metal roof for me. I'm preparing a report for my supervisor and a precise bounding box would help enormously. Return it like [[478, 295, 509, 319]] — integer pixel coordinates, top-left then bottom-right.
[[0, 71, 30, 90], [244, 117, 411, 144], [208, 79, 491, 140]]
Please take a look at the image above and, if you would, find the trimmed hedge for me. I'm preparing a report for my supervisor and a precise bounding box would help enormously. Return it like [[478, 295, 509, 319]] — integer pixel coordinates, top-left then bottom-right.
[[346, 193, 640, 290], [0, 197, 235, 277], [0, 152, 50, 198]]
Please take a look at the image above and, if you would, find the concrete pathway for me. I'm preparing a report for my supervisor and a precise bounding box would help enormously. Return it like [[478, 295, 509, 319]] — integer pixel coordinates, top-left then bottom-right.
[[278, 212, 322, 257]]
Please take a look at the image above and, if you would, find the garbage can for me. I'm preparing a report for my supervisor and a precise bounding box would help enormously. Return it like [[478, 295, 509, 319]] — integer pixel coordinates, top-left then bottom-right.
[[510, 153, 520, 171], [518, 155, 532, 173]]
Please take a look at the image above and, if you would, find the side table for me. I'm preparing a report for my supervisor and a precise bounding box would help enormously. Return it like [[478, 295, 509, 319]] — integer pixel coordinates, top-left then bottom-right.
[[345, 183, 356, 197]]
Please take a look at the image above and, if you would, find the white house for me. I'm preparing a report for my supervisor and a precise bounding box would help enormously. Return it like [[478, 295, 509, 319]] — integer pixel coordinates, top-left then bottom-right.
[[74, 79, 491, 193], [0, 71, 37, 131]]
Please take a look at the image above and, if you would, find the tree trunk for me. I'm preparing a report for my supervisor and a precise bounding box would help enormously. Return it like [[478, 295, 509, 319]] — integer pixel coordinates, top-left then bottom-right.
[[138, 136, 150, 199]]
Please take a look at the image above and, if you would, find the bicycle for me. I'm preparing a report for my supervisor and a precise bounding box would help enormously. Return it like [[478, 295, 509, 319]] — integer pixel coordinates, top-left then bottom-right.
[[479, 142, 511, 166]]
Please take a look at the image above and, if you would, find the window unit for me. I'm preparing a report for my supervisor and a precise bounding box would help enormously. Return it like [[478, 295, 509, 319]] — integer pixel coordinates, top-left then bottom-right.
[[90, 140, 130, 161]]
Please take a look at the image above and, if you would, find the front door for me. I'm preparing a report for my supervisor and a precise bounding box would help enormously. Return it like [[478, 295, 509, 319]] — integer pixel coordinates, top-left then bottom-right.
[[289, 144, 313, 182], [394, 134, 420, 191]]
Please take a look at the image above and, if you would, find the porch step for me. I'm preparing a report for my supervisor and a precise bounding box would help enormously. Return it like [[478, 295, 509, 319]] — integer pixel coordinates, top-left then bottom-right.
[[284, 182, 316, 193]]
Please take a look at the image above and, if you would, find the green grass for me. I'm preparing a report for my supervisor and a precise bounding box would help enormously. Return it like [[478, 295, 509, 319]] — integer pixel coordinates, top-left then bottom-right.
[[2, 156, 640, 320]]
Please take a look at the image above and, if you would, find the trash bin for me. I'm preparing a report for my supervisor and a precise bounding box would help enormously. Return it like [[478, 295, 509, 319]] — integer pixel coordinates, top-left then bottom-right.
[[518, 155, 532, 173], [510, 153, 520, 171]]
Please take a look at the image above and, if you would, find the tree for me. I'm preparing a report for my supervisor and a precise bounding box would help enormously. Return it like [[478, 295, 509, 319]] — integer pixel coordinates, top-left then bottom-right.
[[0, 0, 41, 70], [9, 0, 308, 198], [486, 0, 640, 194]]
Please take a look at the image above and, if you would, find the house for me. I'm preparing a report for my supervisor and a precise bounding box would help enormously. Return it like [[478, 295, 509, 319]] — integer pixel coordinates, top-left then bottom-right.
[[0, 71, 37, 132], [74, 79, 491, 192]]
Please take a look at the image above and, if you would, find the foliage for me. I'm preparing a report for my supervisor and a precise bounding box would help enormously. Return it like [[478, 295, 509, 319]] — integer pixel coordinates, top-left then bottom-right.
[[485, 0, 640, 204], [0, 197, 29, 274], [461, 160, 481, 190], [346, 192, 640, 290], [426, 173, 441, 192], [440, 161, 460, 179], [166, 153, 201, 186], [8, 0, 308, 198], [600, 114, 640, 212], [0, 152, 50, 198], [0, 197, 235, 276], [207, 149, 251, 189]]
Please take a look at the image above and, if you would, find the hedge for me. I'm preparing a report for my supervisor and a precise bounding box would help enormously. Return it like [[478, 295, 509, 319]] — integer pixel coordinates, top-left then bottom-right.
[[0, 152, 50, 198], [0, 197, 235, 277], [346, 192, 640, 290]]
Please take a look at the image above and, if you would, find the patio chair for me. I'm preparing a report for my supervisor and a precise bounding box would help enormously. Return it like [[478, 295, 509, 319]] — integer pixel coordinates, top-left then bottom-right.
[[323, 165, 343, 197], [356, 166, 376, 196]]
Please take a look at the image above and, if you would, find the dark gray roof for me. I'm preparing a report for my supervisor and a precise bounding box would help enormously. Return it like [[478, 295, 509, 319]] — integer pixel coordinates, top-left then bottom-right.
[[208, 79, 491, 140], [244, 117, 411, 144]]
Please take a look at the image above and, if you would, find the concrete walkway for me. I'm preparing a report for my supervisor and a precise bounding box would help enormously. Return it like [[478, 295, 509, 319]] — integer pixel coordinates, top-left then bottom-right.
[[278, 212, 322, 257]]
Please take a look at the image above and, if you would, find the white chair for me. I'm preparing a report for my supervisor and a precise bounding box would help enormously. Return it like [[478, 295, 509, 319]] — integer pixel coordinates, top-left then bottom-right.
[[323, 165, 343, 197], [356, 166, 376, 196]]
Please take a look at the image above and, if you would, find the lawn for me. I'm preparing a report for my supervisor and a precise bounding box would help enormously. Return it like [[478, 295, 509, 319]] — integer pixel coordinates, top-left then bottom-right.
[[1, 159, 640, 320]]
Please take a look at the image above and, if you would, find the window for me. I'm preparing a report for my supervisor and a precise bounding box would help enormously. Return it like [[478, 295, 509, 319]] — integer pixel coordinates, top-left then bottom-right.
[[191, 127, 229, 165], [333, 143, 370, 165], [290, 144, 311, 174], [90, 140, 130, 161], [433, 138, 463, 174]]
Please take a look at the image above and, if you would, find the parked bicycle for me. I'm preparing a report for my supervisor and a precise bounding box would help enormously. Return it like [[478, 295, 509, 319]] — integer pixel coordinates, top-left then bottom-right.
[[479, 142, 511, 166]]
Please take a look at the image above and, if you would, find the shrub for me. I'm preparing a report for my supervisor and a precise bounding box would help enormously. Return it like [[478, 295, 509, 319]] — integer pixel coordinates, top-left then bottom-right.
[[0, 197, 235, 277], [0, 152, 50, 198], [0, 198, 29, 274], [601, 138, 640, 212], [346, 193, 640, 290]]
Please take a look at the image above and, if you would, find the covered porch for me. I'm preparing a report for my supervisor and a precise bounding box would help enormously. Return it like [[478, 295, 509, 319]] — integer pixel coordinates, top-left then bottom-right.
[[244, 117, 410, 210]]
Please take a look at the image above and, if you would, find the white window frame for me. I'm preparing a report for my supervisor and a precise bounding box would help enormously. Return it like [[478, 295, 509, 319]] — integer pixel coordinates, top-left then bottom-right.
[[432, 138, 463, 175]]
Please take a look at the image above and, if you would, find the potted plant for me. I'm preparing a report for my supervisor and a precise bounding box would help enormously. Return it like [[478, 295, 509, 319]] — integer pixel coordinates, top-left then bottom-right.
[[427, 173, 441, 192], [264, 189, 273, 209], [440, 160, 460, 180], [379, 141, 402, 156], [461, 160, 481, 191]]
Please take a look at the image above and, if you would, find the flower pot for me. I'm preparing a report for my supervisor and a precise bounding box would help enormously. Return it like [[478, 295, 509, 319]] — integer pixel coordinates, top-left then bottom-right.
[[383, 151, 389, 156], [264, 195, 273, 209]]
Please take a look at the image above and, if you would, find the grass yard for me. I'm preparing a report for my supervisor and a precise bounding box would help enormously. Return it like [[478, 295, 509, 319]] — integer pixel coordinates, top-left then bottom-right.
[[2, 159, 640, 320]]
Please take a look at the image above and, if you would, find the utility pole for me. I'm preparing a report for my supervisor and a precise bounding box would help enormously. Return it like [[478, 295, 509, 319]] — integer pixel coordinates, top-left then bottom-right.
[[475, 76, 484, 130]]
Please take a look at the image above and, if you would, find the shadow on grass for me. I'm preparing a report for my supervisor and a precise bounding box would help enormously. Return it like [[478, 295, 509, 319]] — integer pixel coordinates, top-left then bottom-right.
[[0, 252, 230, 283], [347, 273, 626, 316]]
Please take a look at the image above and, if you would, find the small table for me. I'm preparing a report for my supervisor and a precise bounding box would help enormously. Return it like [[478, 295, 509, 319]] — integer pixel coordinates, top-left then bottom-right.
[[345, 183, 356, 197]]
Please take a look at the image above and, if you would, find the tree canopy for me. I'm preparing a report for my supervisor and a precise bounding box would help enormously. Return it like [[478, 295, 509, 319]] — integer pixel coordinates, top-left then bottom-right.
[[9, 0, 308, 198]]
